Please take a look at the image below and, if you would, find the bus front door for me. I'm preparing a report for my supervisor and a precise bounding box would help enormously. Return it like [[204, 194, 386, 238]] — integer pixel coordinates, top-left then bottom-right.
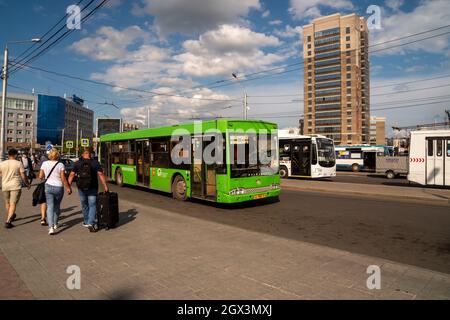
[[136, 139, 151, 186], [291, 142, 311, 176]]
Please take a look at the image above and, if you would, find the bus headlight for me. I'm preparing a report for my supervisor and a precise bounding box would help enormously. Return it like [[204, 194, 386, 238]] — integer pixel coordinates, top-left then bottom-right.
[[229, 188, 245, 195]]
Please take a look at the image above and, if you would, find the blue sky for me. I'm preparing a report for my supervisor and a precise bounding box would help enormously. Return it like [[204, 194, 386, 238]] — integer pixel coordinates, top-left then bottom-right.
[[1, 0, 449, 134]]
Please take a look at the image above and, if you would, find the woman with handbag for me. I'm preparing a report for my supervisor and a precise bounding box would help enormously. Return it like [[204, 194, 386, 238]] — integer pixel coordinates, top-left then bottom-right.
[[38, 149, 72, 235]]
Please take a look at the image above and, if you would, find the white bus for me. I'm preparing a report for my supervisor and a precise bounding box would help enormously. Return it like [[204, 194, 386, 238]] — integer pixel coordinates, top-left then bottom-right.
[[408, 129, 450, 187], [335, 145, 393, 172], [278, 134, 336, 179]]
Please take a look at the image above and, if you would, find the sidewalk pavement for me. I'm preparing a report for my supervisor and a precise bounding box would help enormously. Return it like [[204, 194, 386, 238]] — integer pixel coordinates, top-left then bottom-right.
[[281, 179, 450, 204], [0, 186, 449, 300]]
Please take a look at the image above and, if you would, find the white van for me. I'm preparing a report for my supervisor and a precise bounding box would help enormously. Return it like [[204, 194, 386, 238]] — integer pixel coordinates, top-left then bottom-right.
[[408, 129, 450, 187]]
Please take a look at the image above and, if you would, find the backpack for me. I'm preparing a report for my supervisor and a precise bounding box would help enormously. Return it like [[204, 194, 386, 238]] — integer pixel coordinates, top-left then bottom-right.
[[77, 159, 93, 191]]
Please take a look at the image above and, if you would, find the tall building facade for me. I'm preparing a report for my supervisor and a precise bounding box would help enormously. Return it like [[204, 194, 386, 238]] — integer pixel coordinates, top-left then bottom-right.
[[0, 92, 38, 150], [303, 13, 370, 145], [369, 116, 386, 145], [37, 94, 93, 146]]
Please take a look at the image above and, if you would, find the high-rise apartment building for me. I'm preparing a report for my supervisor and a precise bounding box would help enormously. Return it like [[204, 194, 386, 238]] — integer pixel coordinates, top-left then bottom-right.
[[369, 116, 386, 145], [303, 13, 370, 145]]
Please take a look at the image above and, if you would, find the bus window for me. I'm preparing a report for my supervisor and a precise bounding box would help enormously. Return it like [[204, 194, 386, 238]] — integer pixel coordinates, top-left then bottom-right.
[[447, 140, 450, 157], [151, 139, 170, 168], [316, 138, 335, 167], [436, 139, 443, 157], [350, 152, 361, 159], [427, 139, 433, 156]]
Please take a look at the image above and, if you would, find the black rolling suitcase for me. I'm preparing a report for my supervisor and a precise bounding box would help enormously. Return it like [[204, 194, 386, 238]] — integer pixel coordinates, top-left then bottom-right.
[[96, 192, 119, 230]]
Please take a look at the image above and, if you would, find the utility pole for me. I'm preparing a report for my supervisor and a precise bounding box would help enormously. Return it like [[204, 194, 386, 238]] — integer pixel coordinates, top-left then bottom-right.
[[76, 120, 79, 157], [0, 46, 8, 160], [445, 109, 450, 122], [232, 73, 248, 120], [244, 93, 248, 120], [30, 123, 34, 155], [61, 128, 65, 155], [1, 38, 40, 160]]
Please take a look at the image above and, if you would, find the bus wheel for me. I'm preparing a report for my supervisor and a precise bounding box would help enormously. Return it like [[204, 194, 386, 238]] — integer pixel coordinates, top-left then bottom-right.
[[172, 175, 187, 201], [351, 164, 360, 172], [386, 170, 395, 179], [279, 166, 289, 179], [115, 168, 124, 187]]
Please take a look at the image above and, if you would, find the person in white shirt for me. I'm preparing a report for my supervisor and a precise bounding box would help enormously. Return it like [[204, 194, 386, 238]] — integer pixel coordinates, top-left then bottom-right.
[[39, 149, 72, 235]]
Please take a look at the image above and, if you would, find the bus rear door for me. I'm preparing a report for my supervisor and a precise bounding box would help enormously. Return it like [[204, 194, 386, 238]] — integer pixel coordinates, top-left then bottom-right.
[[136, 139, 151, 186], [291, 141, 311, 176], [191, 135, 217, 200], [426, 138, 445, 186]]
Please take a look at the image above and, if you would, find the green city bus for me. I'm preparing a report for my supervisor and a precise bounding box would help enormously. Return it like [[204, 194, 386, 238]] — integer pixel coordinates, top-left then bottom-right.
[[99, 119, 280, 203]]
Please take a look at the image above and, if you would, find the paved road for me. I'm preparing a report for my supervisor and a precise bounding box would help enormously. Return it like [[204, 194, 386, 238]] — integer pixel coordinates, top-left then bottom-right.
[[110, 184, 450, 274], [1, 183, 449, 299], [322, 171, 412, 187]]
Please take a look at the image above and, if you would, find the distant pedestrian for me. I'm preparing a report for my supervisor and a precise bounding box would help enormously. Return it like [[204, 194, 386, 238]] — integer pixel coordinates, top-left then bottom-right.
[[39, 149, 72, 235], [20, 152, 34, 185], [0, 149, 31, 229], [38, 151, 49, 225], [68, 147, 109, 232], [19, 152, 32, 178]]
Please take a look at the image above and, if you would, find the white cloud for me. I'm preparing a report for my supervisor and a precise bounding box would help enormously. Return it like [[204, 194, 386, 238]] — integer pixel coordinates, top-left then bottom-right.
[[120, 87, 235, 127], [269, 20, 283, 26], [71, 26, 147, 61], [262, 10, 270, 18], [371, 0, 450, 55], [288, 0, 353, 20], [175, 24, 283, 77], [385, 0, 404, 11], [133, 0, 261, 36], [273, 25, 303, 39], [89, 44, 178, 89]]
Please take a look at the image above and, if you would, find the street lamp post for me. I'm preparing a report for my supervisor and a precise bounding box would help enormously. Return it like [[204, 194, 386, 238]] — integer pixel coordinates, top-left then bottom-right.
[[1, 38, 41, 160], [232, 73, 248, 120]]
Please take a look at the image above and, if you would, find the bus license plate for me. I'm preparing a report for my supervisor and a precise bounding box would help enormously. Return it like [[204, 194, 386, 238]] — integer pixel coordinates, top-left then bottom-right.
[[253, 194, 267, 200]]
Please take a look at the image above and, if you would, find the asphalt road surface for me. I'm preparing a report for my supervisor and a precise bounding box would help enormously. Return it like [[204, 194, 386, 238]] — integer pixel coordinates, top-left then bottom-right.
[[328, 171, 412, 187], [110, 184, 450, 274]]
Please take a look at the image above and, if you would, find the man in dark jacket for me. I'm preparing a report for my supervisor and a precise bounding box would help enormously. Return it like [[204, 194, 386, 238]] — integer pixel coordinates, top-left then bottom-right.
[[68, 147, 109, 232]]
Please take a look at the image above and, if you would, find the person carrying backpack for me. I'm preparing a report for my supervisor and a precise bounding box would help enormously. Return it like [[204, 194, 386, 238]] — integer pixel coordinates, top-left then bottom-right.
[[68, 147, 109, 232]]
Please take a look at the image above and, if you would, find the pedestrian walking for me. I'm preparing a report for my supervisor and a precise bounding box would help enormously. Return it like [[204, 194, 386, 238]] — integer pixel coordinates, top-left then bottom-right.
[[39, 149, 72, 235], [0, 149, 31, 229], [38, 151, 49, 225], [68, 147, 109, 232]]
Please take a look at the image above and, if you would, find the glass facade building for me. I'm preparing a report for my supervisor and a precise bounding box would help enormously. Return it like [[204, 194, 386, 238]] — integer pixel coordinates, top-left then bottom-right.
[[37, 95, 66, 144], [37, 94, 94, 146]]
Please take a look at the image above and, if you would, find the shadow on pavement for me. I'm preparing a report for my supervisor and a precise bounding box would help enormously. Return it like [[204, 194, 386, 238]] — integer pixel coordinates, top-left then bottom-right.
[[117, 208, 138, 227], [104, 288, 137, 300], [56, 211, 84, 235]]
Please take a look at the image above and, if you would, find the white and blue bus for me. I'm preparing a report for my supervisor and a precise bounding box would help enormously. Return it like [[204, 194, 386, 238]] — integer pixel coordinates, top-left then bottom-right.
[[335, 145, 393, 172], [279, 134, 336, 179]]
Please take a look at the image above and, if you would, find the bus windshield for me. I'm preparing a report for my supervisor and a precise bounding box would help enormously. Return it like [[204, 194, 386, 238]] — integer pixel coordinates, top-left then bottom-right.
[[230, 133, 279, 178], [316, 138, 335, 167]]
